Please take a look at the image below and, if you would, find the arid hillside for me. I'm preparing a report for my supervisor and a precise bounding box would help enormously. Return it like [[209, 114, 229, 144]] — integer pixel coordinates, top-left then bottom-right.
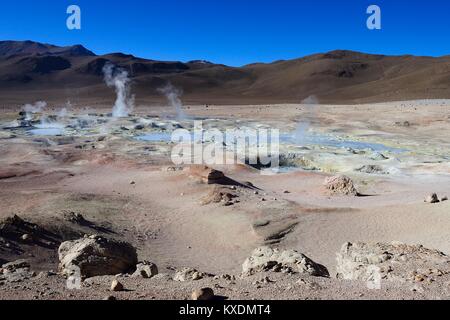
[[1, 40, 450, 107]]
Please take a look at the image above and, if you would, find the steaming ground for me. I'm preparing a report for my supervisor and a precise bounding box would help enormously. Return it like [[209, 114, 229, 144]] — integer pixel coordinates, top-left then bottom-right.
[[1, 100, 450, 300]]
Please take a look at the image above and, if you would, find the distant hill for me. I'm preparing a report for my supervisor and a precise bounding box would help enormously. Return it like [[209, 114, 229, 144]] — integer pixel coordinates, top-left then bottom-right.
[[1, 40, 450, 107]]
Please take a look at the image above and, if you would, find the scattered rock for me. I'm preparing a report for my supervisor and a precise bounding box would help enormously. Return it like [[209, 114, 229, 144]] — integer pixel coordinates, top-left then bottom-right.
[[37, 271, 56, 279], [63, 212, 87, 224], [110, 279, 124, 292], [324, 175, 358, 196], [104, 295, 117, 301], [151, 273, 172, 281], [201, 186, 238, 206], [220, 274, 236, 281], [192, 288, 215, 301], [356, 165, 387, 175], [204, 169, 225, 184], [370, 152, 389, 161], [187, 165, 226, 184], [58, 236, 138, 279], [336, 242, 450, 283], [440, 196, 448, 202], [1, 259, 35, 283], [21, 234, 32, 242], [242, 247, 329, 277], [2, 259, 30, 273], [132, 261, 158, 279], [166, 166, 184, 172], [425, 193, 440, 204], [395, 121, 411, 127], [279, 153, 316, 170], [0, 215, 58, 247], [296, 278, 322, 290], [253, 276, 274, 285], [174, 267, 208, 282]]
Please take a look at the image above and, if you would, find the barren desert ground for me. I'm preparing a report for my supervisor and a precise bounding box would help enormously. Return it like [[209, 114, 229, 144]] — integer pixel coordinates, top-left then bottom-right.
[[1, 100, 450, 300]]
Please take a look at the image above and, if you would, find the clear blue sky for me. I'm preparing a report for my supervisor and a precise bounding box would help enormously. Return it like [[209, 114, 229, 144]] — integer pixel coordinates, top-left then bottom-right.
[[0, 0, 449, 66]]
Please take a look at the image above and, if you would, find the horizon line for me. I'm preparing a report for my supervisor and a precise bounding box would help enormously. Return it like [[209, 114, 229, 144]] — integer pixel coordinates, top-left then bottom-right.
[[2, 39, 449, 67]]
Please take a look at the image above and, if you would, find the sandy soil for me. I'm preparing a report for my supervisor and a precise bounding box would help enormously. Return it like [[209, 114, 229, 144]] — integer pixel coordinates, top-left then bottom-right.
[[1, 100, 449, 300]]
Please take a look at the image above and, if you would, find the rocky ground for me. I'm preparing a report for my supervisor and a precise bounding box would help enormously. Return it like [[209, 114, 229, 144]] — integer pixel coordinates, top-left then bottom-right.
[[1, 100, 450, 300]]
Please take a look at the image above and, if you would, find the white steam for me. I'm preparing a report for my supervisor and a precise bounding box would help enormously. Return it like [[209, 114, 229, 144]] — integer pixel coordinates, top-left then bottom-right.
[[294, 95, 318, 144], [158, 83, 186, 120], [103, 62, 134, 118], [57, 100, 72, 119], [23, 101, 47, 120]]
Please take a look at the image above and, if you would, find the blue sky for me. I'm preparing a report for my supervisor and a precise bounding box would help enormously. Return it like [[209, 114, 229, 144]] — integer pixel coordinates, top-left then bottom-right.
[[0, 0, 449, 66]]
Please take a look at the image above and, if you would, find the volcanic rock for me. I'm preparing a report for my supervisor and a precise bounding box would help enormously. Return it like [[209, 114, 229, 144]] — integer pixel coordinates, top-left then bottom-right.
[[324, 175, 358, 196], [2, 259, 30, 273], [336, 242, 450, 283], [242, 247, 329, 277], [356, 165, 387, 175], [173, 267, 207, 282], [187, 165, 226, 184], [0, 215, 59, 247], [20, 234, 32, 242], [192, 288, 215, 301], [58, 236, 138, 279], [110, 279, 124, 292], [425, 193, 440, 204], [1, 259, 35, 283], [64, 212, 87, 224], [132, 261, 158, 279], [201, 186, 237, 205], [370, 152, 389, 160]]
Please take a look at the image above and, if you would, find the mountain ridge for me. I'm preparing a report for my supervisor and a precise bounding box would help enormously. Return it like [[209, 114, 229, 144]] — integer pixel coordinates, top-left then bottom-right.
[[1, 40, 450, 106]]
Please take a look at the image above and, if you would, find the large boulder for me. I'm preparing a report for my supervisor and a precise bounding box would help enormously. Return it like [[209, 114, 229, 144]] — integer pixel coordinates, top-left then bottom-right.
[[336, 242, 450, 283], [324, 175, 358, 196], [1, 259, 35, 283], [187, 165, 226, 184], [58, 235, 138, 279], [242, 246, 329, 277]]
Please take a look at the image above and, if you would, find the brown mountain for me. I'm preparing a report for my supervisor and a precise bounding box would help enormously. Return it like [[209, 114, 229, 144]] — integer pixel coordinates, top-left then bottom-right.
[[1, 40, 450, 107]]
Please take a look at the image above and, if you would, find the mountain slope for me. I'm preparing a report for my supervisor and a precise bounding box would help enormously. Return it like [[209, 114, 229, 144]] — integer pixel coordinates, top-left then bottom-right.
[[0, 40, 450, 106]]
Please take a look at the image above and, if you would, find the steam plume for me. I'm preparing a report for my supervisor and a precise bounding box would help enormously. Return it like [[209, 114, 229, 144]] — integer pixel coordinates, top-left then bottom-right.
[[158, 83, 186, 120], [295, 95, 318, 144], [103, 62, 134, 118], [23, 101, 47, 120]]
